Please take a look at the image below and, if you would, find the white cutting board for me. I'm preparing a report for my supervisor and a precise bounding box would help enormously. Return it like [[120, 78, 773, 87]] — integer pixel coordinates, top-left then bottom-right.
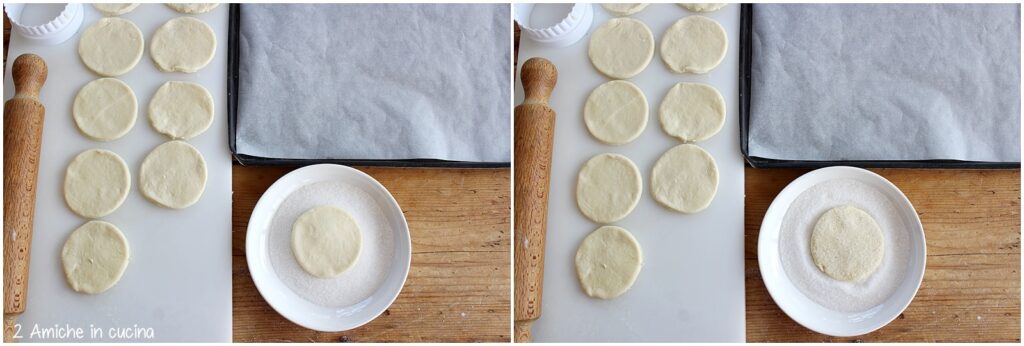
[[3, 4, 231, 342], [515, 4, 745, 342]]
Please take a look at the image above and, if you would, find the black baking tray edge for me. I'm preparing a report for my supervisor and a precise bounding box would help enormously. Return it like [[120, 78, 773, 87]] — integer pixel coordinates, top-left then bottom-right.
[[738, 4, 1020, 170], [227, 4, 510, 168]]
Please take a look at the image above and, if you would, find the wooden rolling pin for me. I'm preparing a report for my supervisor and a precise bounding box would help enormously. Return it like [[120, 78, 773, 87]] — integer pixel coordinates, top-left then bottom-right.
[[4, 54, 48, 342], [513, 57, 557, 343]]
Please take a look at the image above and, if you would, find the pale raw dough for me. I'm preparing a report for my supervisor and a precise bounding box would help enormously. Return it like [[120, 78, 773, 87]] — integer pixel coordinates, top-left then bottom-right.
[[93, 3, 140, 16], [150, 17, 217, 73], [810, 206, 885, 282], [149, 81, 214, 139], [291, 206, 363, 278], [588, 18, 654, 79], [576, 153, 642, 223], [62, 220, 130, 294], [601, 3, 649, 16], [64, 149, 130, 218], [575, 225, 643, 299], [166, 3, 219, 14], [584, 80, 648, 145], [659, 82, 725, 142], [72, 78, 137, 141], [139, 140, 207, 209], [651, 144, 718, 213], [660, 15, 728, 74], [679, 3, 727, 12], [78, 17, 144, 77]]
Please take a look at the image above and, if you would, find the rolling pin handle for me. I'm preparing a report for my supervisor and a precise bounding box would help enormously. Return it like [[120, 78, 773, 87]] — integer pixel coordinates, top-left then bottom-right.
[[11, 54, 47, 100], [520, 58, 557, 106]]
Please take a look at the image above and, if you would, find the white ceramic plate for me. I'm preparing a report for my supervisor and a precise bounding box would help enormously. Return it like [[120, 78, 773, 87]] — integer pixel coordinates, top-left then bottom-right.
[[758, 166, 926, 337], [246, 164, 411, 332]]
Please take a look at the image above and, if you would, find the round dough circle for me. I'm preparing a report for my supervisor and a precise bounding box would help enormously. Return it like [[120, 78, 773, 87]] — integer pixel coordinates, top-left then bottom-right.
[[140, 140, 207, 209], [73, 78, 137, 141], [166, 3, 220, 14], [584, 80, 648, 145], [78, 17, 144, 77], [150, 17, 217, 73], [291, 206, 363, 278], [651, 144, 718, 213], [575, 225, 643, 299], [576, 153, 642, 223], [659, 82, 725, 142], [93, 3, 140, 16], [64, 149, 130, 218], [588, 18, 654, 79], [810, 206, 885, 282], [679, 3, 727, 12], [601, 3, 649, 16], [62, 220, 130, 294], [660, 15, 728, 74], [149, 81, 214, 139]]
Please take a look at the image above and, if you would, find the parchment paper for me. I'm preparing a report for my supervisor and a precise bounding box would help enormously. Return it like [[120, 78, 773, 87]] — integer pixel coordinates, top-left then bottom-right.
[[748, 4, 1020, 162], [236, 4, 510, 163]]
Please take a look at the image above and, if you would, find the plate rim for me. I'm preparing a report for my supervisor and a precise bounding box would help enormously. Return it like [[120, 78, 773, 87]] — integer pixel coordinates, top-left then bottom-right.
[[245, 163, 412, 332], [757, 166, 927, 337]]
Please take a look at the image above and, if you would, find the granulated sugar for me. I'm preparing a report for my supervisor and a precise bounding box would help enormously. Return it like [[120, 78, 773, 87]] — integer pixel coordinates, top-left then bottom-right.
[[269, 180, 395, 307], [779, 178, 910, 312]]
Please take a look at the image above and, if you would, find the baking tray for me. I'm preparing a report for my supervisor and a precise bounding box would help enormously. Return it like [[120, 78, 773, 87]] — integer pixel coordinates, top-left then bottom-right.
[[738, 4, 1020, 169], [226, 4, 509, 168]]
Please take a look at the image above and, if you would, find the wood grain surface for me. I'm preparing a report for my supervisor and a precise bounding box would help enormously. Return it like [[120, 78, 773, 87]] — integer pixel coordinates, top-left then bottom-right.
[[745, 168, 1021, 342], [232, 166, 510, 342]]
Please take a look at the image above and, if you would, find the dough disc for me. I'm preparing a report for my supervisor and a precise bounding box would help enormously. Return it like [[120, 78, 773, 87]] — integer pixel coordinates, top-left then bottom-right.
[[651, 144, 718, 213], [140, 140, 207, 209], [576, 153, 642, 223], [601, 3, 649, 16], [149, 81, 214, 139], [62, 220, 130, 294], [588, 18, 654, 79], [150, 17, 217, 73], [93, 3, 139, 16], [291, 206, 363, 278], [660, 15, 728, 74], [64, 149, 130, 218], [166, 3, 220, 14], [584, 80, 648, 145], [679, 3, 727, 12], [810, 206, 885, 282], [78, 17, 144, 77], [659, 82, 725, 142], [73, 78, 137, 141], [575, 225, 643, 299]]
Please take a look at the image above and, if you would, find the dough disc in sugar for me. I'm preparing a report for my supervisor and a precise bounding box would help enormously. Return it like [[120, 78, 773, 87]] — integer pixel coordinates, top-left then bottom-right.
[[291, 206, 363, 278], [651, 144, 718, 213], [93, 3, 140, 16], [149, 81, 214, 139], [62, 220, 130, 294], [150, 17, 217, 73], [73, 78, 137, 141], [659, 82, 725, 143], [140, 140, 207, 209], [166, 3, 220, 14], [64, 149, 130, 218], [78, 17, 144, 77], [679, 3, 727, 12], [576, 153, 642, 223], [588, 18, 654, 79], [584, 80, 648, 145], [810, 206, 885, 282], [660, 15, 728, 74], [601, 3, 649, 16], [575, 225, 643, 299]]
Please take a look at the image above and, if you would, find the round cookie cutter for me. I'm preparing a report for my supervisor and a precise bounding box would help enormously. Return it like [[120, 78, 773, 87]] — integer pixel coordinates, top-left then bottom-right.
[[514, 3, 593, 48], [4, 3, 84, 45]]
